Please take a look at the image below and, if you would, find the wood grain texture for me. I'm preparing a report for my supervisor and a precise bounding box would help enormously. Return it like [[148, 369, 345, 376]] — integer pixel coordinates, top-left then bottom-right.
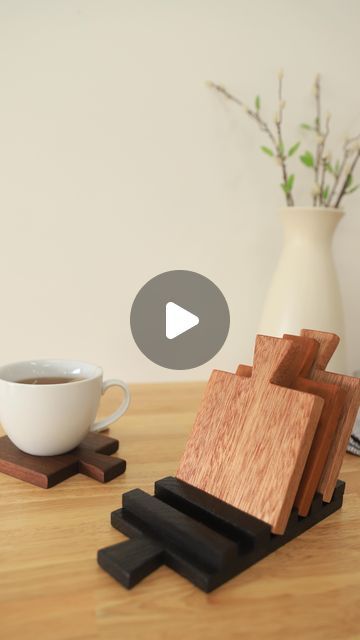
[[0, 432, 126, 487], [300, 329, 360, 501], [177, 336, 324, 533], [0, 383, 359, 640], [237, 334, 346, 516]]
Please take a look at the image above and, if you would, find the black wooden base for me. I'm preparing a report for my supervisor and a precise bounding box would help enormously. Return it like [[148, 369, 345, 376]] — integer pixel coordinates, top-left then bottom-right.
[[97, 476, 345, 592]]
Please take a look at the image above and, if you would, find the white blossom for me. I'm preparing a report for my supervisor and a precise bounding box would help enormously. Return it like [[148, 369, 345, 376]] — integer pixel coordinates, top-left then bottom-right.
[[273, 111, 280, 124]]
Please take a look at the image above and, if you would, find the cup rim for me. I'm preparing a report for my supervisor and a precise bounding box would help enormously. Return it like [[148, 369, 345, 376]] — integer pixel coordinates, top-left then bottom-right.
[[0, 358, 103, 386]]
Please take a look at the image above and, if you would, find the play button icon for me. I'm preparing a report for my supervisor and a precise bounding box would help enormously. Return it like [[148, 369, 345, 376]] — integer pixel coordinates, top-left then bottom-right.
[[166, 302, 199, 340], [130, 270, 230, 370]]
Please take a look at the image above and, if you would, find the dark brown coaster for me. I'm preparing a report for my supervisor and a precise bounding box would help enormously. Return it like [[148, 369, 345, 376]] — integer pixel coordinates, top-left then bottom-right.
[[0, 432, 126, 488]]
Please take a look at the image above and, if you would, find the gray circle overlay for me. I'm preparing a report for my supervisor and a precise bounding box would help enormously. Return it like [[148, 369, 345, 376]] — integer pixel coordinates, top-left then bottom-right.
[[130, 270, 230, 370]]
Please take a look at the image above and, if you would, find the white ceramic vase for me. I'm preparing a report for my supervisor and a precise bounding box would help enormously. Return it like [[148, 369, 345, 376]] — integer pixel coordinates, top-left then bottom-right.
[[259, 207, 346, 372]]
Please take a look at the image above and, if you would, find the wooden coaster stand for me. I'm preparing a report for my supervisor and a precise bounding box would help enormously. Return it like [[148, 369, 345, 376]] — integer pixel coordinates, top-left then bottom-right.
[[97, 476, 345, 592], [98, 329, 360, 592]]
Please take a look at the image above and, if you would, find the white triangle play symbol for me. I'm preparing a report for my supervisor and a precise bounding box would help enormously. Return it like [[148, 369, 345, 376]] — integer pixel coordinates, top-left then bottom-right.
[[166, 302, 199, 340]]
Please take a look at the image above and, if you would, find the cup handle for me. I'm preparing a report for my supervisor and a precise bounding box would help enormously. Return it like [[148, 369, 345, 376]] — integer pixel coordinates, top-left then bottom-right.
[[91, 379, 131, 433]]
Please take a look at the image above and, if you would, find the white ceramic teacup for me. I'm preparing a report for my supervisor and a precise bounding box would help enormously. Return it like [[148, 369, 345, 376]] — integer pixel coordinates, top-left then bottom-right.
[[0, 359, 130, 456]]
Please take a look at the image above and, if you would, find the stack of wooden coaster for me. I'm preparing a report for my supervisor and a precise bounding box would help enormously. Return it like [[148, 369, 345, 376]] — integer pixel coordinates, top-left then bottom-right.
[[98, 329, 360, 591], [177, 329, 360, 534]]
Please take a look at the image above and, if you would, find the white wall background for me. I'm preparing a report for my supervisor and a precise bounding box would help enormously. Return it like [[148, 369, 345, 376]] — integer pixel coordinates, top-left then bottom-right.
[[0, 0, 359, 382]]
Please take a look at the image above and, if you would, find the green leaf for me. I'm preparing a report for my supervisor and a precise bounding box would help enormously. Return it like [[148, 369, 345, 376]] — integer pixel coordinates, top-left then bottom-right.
[[255, 95, 261, 111], [346, 184, 360, 194], [300, 123, 313, 130], [322, 185, 329, 201], [300, 151, 314, 167], [288, 142, 300, 157], [278, 141, 285, 156], [260, 146, 274, 157], [325, 162, 334, 174], [281, 174, 295, 194], [345, 174, 353, 190], [287, 174, 295, 191]]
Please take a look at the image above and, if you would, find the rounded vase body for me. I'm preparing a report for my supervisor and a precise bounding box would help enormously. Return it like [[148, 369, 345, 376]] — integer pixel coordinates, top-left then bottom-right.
[[259, 207, 346, 372]]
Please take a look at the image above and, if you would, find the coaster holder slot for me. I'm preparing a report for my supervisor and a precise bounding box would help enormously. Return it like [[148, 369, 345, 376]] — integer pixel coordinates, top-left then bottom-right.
[[97, 475, 345, 592]]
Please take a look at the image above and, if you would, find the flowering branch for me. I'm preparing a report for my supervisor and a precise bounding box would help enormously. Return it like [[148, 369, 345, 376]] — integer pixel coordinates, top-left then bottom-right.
[[317, 112, 331, 205], [326, 141, 351, 206], [274, 71, 294, 206], [300, 74, 360, 207], [208, 71, 360, 209], [335, 146, 360, 207], [208, 75, 296, 206], [207, 82, 277, 145], [313, 74, 322, 205]]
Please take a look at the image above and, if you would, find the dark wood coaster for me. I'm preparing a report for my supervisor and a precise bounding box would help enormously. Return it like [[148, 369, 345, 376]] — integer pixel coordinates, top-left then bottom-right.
[[0, 432, 126, 488], [97, 476, 345, 592]]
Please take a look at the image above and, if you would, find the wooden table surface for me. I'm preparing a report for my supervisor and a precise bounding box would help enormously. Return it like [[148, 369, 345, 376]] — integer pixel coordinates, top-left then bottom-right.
[[0, 382, 359, 640]]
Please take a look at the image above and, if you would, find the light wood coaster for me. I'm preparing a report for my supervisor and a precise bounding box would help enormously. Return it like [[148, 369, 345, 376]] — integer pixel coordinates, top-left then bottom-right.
[[300, 329, 360, 501], [176, 335, 324, 534], [236, 333, 346, 516]]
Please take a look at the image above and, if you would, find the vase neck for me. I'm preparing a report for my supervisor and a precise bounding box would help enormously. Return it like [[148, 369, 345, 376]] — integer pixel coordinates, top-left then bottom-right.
[[280, 207, 344, 244]]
